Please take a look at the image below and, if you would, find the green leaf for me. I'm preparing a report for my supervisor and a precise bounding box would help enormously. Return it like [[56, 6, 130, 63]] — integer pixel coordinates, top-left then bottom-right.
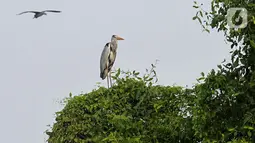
[[204, 28, 210, 33], [244, 126, 254, 130], [197, 77, 205, 81], [250, 40, 255, 48], [116, 68, 121, 77], [192, 16, 197, 20], [248, 131, 252, 137], [134, 72, 140, 76], [197, 17, 202, 24], [147, 78, 153, 81], [199, 11, 203, 17], [228, 128, 235, 132]]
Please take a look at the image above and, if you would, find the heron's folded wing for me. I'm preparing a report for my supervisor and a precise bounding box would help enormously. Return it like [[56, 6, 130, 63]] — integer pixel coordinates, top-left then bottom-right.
[[100, 42, 111, 79]]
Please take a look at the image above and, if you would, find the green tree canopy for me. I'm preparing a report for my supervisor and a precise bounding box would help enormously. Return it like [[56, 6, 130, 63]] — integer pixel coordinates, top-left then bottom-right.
[[192, 0, 255, 142], [47, 66, 196, 142], [46, 0, 255, 142]]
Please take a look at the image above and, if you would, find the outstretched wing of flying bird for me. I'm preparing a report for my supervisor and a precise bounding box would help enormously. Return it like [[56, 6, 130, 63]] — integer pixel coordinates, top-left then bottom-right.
[[17, 11, 39, 15], [43, 10, 61, 13]]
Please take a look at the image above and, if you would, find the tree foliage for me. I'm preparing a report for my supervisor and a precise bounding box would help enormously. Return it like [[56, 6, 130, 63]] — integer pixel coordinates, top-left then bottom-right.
[[192, 0, 255, 142], [46, 64, 196, 142], [46, 0, 255, 142]]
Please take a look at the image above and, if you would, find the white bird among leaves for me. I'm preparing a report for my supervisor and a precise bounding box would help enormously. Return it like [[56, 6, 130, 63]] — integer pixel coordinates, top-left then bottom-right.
[[100, 35, 124, 88], [17, 10, 61, 19]]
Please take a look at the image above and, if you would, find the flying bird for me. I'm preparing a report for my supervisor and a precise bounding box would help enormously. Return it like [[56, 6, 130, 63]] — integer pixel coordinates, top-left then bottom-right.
[[100, 35, 124, 88], [17, 10, 61, 19]]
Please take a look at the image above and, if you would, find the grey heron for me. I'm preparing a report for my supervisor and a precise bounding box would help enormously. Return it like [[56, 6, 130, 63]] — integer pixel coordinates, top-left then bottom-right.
[[17, 10, 61, 19], [100, 35, 124, 88]]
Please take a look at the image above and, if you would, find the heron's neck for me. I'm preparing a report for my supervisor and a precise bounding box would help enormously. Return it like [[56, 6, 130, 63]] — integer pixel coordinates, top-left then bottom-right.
[[111, 38, 118, 50]]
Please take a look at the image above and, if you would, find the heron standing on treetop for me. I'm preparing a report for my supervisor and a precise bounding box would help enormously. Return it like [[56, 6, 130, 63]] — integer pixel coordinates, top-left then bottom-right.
[[100, 35, 124, 88], [17, 10, 61, 19]]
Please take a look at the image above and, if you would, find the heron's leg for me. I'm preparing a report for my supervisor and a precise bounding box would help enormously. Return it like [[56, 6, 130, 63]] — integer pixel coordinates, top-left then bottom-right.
[[109, 72, 113, 87], [105, 65, 110, 89], [106, 72, 109, 89]]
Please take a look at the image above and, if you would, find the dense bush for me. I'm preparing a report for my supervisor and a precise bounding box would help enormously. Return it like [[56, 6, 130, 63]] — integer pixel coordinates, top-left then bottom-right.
[[46, 66, 197, 142]]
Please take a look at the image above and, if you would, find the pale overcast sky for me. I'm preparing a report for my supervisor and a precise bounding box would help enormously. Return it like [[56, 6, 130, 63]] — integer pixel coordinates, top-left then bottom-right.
[[0, 0, 229, 142]]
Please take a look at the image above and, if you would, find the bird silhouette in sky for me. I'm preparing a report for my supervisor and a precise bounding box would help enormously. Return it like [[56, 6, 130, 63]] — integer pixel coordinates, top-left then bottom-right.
[[17, 10, 61, 19]]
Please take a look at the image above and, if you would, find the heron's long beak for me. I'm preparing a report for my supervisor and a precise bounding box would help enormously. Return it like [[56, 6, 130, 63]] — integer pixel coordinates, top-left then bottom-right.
[[116, 36, 124, 40]]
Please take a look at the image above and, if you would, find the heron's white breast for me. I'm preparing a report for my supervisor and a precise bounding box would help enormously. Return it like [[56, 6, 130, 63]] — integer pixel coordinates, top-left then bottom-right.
[[109, 51, 115, 62]]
